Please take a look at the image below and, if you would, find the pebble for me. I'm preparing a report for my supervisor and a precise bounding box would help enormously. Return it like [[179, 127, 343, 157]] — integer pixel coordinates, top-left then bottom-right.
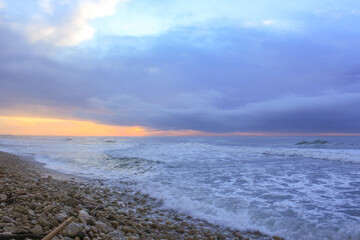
[[110, 221, 119, 228], [79, 210, 90, 220], [1, 216, 14, 223], [95, 221, 109, 233], [87, 218, 96, 226], [38, 217, 50, 227], [55, 213, 67, 222], [0, 194, 7, 201], [64, 222, 83, 237], [31, 224, 43, 235]]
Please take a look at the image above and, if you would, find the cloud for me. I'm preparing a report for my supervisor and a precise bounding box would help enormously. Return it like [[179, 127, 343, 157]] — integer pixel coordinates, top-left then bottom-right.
[[71, 92, 360, 133], [0, 0, 5, 9], [38, 0, 54, 13], [1, 5, 360, 135], [28, 0, 127, 46], [262, 20, 275, 26], [93, 0, 309, 38]]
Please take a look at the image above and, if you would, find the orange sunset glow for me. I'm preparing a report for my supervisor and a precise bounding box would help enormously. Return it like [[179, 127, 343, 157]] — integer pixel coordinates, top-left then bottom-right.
[[0, 116, 148, 136]]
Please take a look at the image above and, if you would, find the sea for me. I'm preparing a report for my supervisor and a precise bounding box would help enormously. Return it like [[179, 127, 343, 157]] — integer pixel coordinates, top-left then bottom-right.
[[0, 135, 359, 240]]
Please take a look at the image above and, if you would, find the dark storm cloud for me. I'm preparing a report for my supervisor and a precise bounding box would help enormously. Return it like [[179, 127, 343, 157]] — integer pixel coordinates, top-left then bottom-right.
[[75, 92, 360, 133]]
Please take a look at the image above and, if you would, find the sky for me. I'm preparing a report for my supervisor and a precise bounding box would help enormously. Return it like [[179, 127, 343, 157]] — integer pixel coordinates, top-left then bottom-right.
[[0, 0, 360, 136]]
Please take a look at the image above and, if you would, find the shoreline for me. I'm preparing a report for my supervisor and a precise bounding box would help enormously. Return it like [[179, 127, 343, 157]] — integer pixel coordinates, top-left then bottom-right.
[[0, 151, 281, 240]]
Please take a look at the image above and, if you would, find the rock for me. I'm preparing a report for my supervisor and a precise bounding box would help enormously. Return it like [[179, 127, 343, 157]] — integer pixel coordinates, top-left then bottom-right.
[[90, 226, 97, 233], [78, 230, 87, 238], [110, 221, 119, 228], [63, 197, 80, 207], [51, 219, 59, 228], [95, 221, 109, 233], [0, 194, 7, 201], [78, 216, 87, 224], [28, 210, 35, 216], [55, 213, 67, 222], [2, 216, 14, 223], [64, 222, 83, 238], [31, 225, 43, 235], [128, 236, 139, 240], [3, 226, 16, 233], [273, 236, 284, 240], [122, 227, 136, 234], [188, 229, 197, 235], [14, 205, 27, 214], [1, 232, 12, 236], [44, 204, 55, 213], [34, 193, 43, 200], [108, 231, 127, 240], [38, 217, 50, 227], [87, 218, 96, 226], [79, 210, 90, 220], [108, 214, 117, 221], [180, 222, 189, 227]]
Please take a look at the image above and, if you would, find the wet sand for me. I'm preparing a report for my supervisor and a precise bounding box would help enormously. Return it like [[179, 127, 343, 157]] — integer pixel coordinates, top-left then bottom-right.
[[0, 151, 282, 240]]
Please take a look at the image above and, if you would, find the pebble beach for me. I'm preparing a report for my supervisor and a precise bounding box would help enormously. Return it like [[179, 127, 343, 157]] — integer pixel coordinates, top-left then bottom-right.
[[0, 151, 280, 240]]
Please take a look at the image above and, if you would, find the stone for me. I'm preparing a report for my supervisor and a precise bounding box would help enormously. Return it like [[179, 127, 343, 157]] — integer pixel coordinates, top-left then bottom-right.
[[0, 194, 7, 201], [78, 230, 87, 238], [108, 214, 117, 221], [14, 205, 27, 214], [63, 197, 80, 207], [1, 216, 14, 223], [128, 236, 139, 240], [95, 221, 109, 233], [110, 221, 119, 228], [38, 217, 50, 227], [3, 226, 16, 233], [108, 231, 127, 240], [87, 218, 96, 226], [273, 236, 284, 240], [44, 204, 55, 213], [55, 213, 67, 222], [64, 222, 83, 238], [34, 193, 43, 200], [188, 229, 197, 235], [31, 225, 43, 235], [79, 210, 90, 220], [28, 210, 35, 216]]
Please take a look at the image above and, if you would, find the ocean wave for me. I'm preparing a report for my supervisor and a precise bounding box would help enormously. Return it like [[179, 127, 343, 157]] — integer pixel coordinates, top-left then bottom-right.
[[257, 148, 360, 164], [134, 179, 360, 240], [104, 155, 161, 175]]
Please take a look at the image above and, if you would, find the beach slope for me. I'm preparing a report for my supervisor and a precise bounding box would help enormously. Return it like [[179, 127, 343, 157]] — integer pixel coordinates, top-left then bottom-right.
[[0, 151, 278, 240]]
